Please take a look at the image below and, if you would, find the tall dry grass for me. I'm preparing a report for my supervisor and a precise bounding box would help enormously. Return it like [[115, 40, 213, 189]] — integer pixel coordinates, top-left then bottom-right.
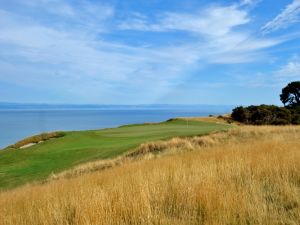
[[0, 126, 300, 225], [7, 131, 65, 149]]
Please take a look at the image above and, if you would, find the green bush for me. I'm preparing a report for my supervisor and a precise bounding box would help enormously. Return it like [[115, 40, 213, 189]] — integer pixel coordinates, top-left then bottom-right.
[[290, 106, 300, 124], [232, 81, 300, 125], [231, 105, 292, 125], [231, 106, 250, 123]]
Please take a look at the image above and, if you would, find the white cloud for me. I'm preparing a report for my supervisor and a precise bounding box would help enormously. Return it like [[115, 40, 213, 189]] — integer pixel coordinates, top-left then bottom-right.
[[233, 56, 300, 88], [240, 0, 254, 5], [261, 0, 300, 34], [239, 0, 260, 6], [119, 5, 249, 37], [118, 4, 285, 64], [0, 1, 295, 103], [0, 6, 193, 103], [276, 55, 300, 78], [11, 0, 114, 32], [17, 0, 76, 17]]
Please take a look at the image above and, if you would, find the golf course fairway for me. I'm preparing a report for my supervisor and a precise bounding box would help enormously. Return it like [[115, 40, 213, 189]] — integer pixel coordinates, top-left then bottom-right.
[[0, 119, 231, 190]]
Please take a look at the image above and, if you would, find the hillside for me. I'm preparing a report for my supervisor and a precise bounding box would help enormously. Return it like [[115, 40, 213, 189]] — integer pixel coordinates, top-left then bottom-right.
[[0, 125, 299, 225], [0, 119, 230, 190]]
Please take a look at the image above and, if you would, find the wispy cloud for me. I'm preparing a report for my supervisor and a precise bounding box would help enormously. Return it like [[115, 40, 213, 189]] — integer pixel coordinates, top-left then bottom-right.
[[261, 0, 300, 34], [15, 0, 114, 33], [0, 4, 193, 103], [0, 0, 298, 104], [23, 0, 76, 17], [119, 5, 250, 36], [119, 4, 283, 64], [240, 0, 254, 5], [239, 0, 261, 7], [233, 55, 300, 88], [275, 55, 300, 78]]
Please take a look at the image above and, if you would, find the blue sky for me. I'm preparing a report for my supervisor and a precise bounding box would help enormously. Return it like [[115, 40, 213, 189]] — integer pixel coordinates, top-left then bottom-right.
[[0, 0, 299, 105]]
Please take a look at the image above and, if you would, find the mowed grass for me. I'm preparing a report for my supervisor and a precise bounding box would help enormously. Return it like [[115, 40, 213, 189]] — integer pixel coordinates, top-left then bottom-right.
[[0, 119, 230, 190], [0, 126, 299, 225]]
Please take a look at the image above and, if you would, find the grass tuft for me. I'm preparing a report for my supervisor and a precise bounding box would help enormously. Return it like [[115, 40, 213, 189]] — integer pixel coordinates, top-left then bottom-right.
[[7, 131, 65, 149]]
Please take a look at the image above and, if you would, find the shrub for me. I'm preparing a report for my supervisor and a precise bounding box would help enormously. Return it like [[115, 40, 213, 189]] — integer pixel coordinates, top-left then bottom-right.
[[231, 105, 292, 125], [231, 106, 250, 123], [290, 106, 300, 124]]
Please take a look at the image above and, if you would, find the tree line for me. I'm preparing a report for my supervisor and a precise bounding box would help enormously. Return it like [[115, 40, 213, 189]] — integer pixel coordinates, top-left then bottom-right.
[[231, 81, 300, 125]]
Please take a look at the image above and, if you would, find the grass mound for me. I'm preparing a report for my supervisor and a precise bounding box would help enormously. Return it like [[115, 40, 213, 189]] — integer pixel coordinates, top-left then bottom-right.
[[7, 131, 65, 149]]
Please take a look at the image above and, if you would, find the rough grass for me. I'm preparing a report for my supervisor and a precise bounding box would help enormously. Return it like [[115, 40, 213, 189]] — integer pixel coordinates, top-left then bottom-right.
[[6, 131, 66, 149], [0, 126, 299, 225]]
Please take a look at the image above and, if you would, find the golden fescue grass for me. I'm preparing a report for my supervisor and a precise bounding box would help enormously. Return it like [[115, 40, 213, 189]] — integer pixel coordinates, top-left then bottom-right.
[[181, 115, 231, 124], [48, 132, 223, 181], [7, 131, 65, 149], [0, 126, 300, 225]]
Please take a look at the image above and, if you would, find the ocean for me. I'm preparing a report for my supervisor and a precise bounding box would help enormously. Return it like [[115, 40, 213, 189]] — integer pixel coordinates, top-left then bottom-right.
[[0, 105, 233, 149]]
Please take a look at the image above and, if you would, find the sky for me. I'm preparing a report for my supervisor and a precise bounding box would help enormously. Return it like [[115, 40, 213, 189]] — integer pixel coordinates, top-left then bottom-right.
[[0, 0, 300, 106]]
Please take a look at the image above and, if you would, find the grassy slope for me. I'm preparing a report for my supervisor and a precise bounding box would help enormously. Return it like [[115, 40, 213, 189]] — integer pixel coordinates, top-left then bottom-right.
[[0, 126, 299, 225], [0, 119, 230, 190]]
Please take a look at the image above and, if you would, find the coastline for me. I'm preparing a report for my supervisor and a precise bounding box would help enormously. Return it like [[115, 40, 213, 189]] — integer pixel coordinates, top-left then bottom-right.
[[0, 107, 232, 149]]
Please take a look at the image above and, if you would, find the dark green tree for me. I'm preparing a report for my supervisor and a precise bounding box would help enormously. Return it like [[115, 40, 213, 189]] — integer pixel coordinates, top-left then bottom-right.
[[231, 106, 249, 123], [280, 81, 300, 108]]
